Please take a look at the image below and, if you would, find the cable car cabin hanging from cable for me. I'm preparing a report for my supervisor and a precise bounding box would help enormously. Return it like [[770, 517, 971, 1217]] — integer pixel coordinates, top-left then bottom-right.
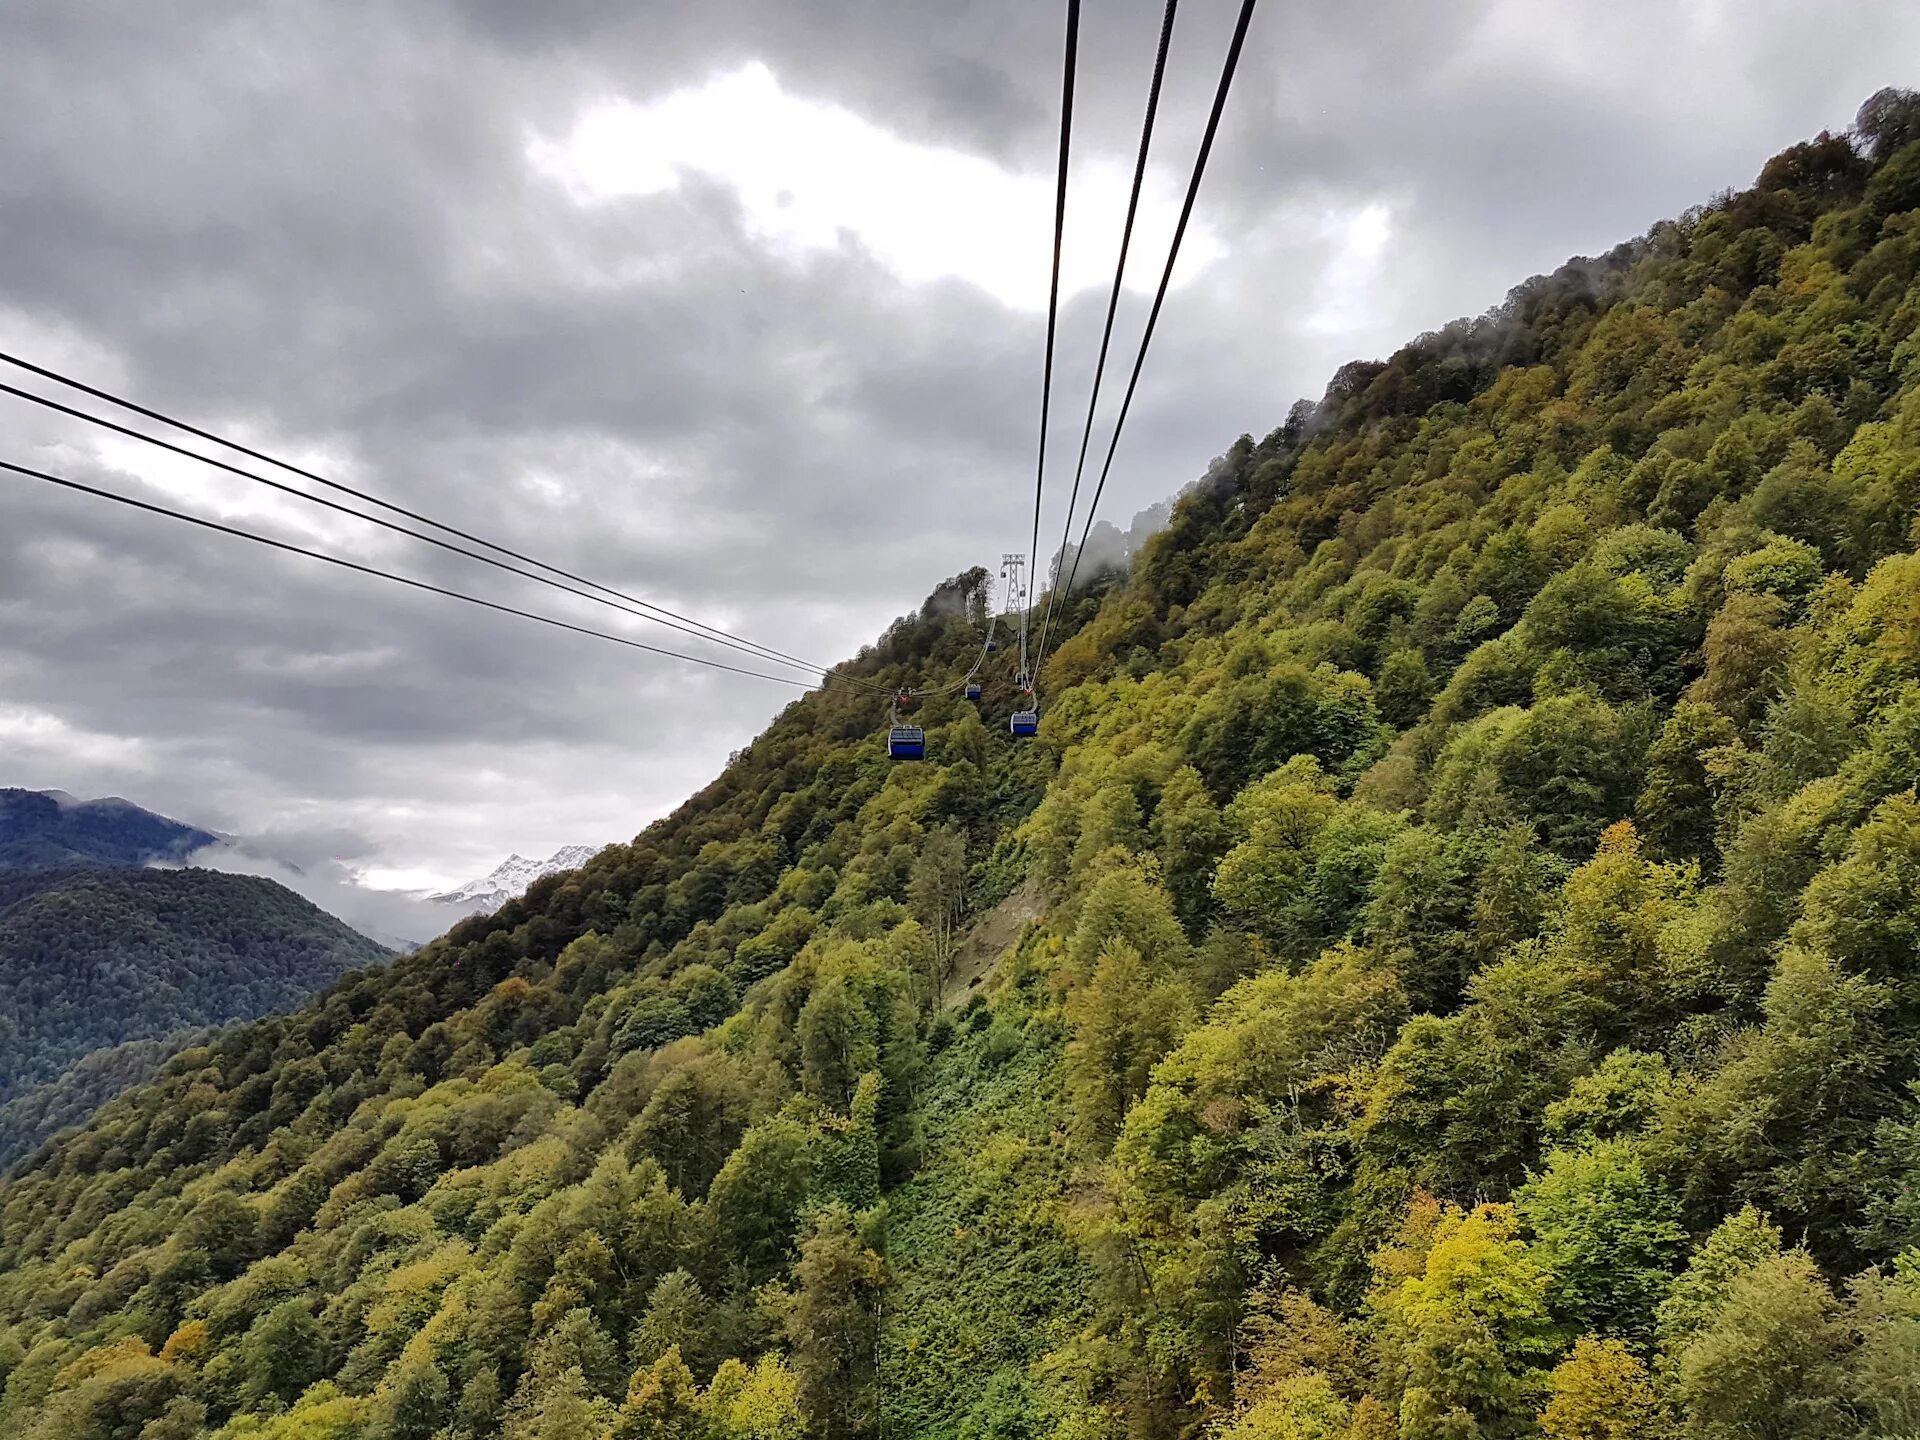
[[1010, 709, 1039, 737], [887, 687, 924, 759], [985, 637, 998, 653], [965, 681, 983, 701]]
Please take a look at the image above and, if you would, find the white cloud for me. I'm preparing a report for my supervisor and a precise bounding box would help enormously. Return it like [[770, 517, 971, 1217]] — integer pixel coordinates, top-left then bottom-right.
[[526, 61, 1225, 310], [173, 842, 446, 949], [1302, 200, 1395, 335], [5, 402, 389, 554], [86, 432, 353, 543], [0, 704, 150, 770]]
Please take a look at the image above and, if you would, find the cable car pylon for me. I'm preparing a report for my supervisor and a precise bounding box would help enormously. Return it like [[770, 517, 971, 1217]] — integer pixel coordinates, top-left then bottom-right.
[[1003, 552, 1040, 738]]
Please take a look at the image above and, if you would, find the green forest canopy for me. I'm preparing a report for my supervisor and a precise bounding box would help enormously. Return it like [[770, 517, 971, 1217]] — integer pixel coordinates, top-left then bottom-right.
[[0, 868, 392, 1166], [7, 86, 1920, 1440]]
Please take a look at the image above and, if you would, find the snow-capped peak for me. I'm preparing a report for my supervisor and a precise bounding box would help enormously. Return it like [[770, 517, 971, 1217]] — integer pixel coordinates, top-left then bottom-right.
[[427, 844, 604, 913]]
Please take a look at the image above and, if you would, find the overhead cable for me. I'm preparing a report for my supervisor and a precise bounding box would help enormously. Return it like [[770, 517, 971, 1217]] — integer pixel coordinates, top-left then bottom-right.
[[1, 458, 826, 690], [0, 349, 860, 685], [1020, 0, 1081, 683], [0, 379, 897, 695], [1038, 0, 1259, 673], [1034, 0, 1181, 671]]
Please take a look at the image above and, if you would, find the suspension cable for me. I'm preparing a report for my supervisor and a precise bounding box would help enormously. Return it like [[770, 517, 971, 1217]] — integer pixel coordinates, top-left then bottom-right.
[[0, 349, 865, 685], [1034, 0, 1180, 673], [1020, 0, 1080, 685], [1037, 0, 1259, 677], [0, 380, 897, 695], [2, 458, 832, 689]]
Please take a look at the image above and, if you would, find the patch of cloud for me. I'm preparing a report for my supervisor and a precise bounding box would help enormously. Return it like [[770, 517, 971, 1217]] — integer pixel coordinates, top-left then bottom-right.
[[1302, 200, 1395, 335], [0, 705, 151, 771], [0, 306, 133, 391], [526, 60, 1225, 310], [174, 841, 446, 950], [2, 380, 396, 554]]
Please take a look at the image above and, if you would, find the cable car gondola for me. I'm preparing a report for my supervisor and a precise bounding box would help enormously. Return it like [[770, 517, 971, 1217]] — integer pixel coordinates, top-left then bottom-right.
[[965, 681, 983, 701], [985, 637, 998, 653], [887, 688, 925, 759], [1010, 709, 1038, 737]]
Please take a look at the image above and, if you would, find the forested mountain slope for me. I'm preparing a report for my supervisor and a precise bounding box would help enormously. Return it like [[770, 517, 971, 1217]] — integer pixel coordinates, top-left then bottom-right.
[[7, 89, 1920, 1440], [0, 1036, 183, 1176], [0, 789, 218, 870], [0, 869, 392, 1166]]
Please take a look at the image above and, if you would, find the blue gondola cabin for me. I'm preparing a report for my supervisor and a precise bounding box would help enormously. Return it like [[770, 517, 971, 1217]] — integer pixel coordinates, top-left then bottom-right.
[[888, 725, 926, 760], [966, 682, 983, 700], [1010, 710, 1039, 737]]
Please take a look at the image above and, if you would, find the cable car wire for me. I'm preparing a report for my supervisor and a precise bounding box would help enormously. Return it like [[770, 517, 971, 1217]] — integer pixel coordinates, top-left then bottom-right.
[[1020, 0, 1080, 684], [0, 457, 831, 690], [0, 349, 859, 685], [0, 377, 895, 697], [1033, 0, 1180, 674], [1035, 0, 1259, 677]]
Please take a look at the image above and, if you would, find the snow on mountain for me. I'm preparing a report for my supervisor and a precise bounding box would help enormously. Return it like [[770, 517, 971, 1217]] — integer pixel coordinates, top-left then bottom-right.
[[427, 844, 604, 915]]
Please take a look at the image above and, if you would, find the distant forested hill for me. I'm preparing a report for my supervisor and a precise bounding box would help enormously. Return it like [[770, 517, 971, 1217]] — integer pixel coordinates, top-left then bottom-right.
[[0, 1036, 183, 1173], [5, 89, 1920, 1440], [0, 788, 219, 870], [0, 868, 390, 1164]]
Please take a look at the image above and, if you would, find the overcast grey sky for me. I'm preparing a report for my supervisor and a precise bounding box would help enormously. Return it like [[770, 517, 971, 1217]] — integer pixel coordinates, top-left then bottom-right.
[[2, 0, 1916, 907]]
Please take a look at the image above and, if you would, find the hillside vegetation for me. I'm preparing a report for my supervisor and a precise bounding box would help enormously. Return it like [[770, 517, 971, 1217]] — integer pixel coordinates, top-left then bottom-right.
[[0, 868, 392, 1165], [7, 89, 1920, 1440], [0, 790, 217, 870], [0, 1037, 183, 1176]]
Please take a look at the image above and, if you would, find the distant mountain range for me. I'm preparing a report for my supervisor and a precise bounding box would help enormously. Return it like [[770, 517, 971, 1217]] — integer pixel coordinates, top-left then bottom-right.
[[0, 785, 605, 1165], [0, 787, 219, 869], [1, 785, 604, 934], [426, 844, 605, 914], [0, 787, 397, 1166]]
